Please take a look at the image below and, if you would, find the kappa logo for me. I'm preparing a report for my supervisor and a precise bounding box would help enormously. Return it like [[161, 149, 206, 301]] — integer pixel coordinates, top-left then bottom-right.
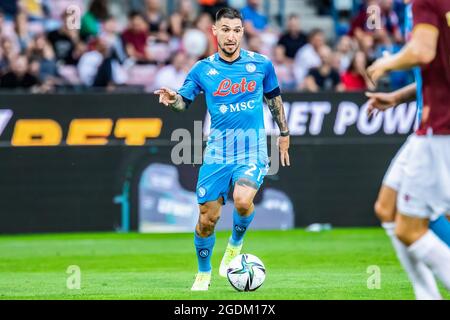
[[207, 68, 219, 76]]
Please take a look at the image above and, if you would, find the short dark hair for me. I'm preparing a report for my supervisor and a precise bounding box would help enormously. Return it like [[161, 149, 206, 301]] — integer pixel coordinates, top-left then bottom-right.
[[215, 7, 243, 23]]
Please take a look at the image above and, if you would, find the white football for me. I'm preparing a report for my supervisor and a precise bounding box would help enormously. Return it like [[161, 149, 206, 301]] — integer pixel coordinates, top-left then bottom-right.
[[227, 254, 266, 292]]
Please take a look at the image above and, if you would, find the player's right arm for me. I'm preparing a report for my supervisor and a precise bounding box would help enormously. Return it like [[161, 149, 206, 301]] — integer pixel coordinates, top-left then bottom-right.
[[365, 82, 417, 116], [153, 87, 187, 112], [154, 61, 203, 112]]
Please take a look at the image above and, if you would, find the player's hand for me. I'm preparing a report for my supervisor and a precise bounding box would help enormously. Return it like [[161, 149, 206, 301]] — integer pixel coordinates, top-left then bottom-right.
[[278, 136, 290, 167], [366, 51, 392, 86], [154, 87, 177, 106], [366, 59, 389, 85], [365, 91, 398, 117]]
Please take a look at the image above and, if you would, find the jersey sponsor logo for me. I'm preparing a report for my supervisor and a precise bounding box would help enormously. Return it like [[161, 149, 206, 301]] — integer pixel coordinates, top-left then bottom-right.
[[219, 104, 228, 114], [219, 100, 256, 114], [207, 68, 219, 76], [246, 63, 256, 73], [213, 78, 257, 97]]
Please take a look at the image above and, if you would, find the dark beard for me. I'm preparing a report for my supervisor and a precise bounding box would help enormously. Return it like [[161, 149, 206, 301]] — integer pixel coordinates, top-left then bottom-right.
[[219, 43, 238, 57]]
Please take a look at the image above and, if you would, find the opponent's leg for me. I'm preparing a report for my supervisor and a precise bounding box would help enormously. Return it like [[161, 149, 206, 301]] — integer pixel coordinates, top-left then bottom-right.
[[375, 186, 441, 299], [397, 213, 450, 292], [192, 198, 223, 291], [219, 179, 258, 277]]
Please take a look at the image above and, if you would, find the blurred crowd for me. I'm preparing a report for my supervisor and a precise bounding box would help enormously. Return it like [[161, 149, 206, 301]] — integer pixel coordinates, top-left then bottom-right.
[[0, 0, 413, 93]]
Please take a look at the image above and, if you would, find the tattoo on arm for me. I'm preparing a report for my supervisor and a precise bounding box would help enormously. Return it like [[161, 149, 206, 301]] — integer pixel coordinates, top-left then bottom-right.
[[265, 95, 288, 132], [169, 94, 187, 112]]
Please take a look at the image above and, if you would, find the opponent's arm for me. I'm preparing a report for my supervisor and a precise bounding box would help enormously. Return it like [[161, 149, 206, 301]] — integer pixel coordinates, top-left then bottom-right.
[[367, 25, 439, 83], [264, 95, 290, 167], [154, 87, 187, 112], [365, 82, 417, 116]]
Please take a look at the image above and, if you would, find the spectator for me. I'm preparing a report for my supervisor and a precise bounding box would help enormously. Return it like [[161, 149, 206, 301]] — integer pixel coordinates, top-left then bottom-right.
[[27, 33, 59, 84], [198, 0, 228, 20], [376, 0, 402, 44], [1, 37, 20, 69], [14, 11, 33, 53], [303, 46, 343, 92], [293, 28, 325, 88], [47, 11, 85, 65], [241, 0, 268, 38], [247, 35, 262, 53], [0, 54, 40, 89], [277, 14, 307, 61], [334, 35, 355, 74], [100, 16, 127, 64], [153, 51, 188, 90], [122, 12, 152, 63], [143, 0, 167, 36], [194, 12, 217, 57], [348, 0, 377, 42], [272, 45, 296, 91], [341, 51, 375, 91], [80, 0, 109, 41], [77, 36, 126, 88], [169, 0, 195, 38]]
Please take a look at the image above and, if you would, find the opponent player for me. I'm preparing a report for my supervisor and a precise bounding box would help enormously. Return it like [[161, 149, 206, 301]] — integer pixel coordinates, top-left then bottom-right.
[[365, 0, 450, 300], [367, 0, 450, 296], [154, 8, 290, 291]]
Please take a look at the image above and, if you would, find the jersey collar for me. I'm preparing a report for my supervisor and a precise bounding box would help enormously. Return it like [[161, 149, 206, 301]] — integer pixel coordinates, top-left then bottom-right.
[[217, 50, 243, 65]]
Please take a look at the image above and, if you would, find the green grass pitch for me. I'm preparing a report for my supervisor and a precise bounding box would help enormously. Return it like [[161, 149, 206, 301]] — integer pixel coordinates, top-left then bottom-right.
[[0, 228, 448, 300]]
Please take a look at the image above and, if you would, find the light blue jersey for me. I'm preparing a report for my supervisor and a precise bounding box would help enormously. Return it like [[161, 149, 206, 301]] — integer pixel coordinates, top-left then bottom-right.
[[178, 49, 280, 165], [405, 3, 423, 123], [178, 49, 281, 204]]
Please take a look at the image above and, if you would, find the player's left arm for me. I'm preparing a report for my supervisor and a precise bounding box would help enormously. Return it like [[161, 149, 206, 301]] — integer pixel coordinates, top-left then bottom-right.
[[263, 58, 290, 167], [264, 95, 290, 167], [367, 0, 439, 83]]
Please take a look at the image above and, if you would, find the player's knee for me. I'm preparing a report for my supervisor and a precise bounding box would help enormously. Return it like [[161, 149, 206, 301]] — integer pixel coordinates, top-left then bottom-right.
[[395, 224, 420, 246], [234, 197, 253, 215], [374, 200, 395, 223], [198, 209, 220, 236]]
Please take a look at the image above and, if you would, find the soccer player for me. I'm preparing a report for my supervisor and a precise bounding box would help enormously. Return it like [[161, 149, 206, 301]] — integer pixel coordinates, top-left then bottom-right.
[[365, 0, 450, 300], [367, 0, 450, 297], [154, 8, 290, 291]]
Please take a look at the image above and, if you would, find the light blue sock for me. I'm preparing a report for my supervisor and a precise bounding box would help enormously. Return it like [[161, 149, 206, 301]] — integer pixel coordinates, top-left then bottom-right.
[[230, 209, 255, 246], [429, 215, 450, 247], [194, 232, 215, 272]]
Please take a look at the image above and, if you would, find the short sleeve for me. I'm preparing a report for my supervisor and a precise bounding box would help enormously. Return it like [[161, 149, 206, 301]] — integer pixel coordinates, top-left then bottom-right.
[[177, 62, 203, 104], [263, 59, 280, 98], [412, 0, 439, 30]]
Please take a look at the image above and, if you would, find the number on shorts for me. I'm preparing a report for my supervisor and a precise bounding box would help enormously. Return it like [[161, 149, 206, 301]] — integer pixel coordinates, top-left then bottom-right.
[[244, 163, 257, 177]]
